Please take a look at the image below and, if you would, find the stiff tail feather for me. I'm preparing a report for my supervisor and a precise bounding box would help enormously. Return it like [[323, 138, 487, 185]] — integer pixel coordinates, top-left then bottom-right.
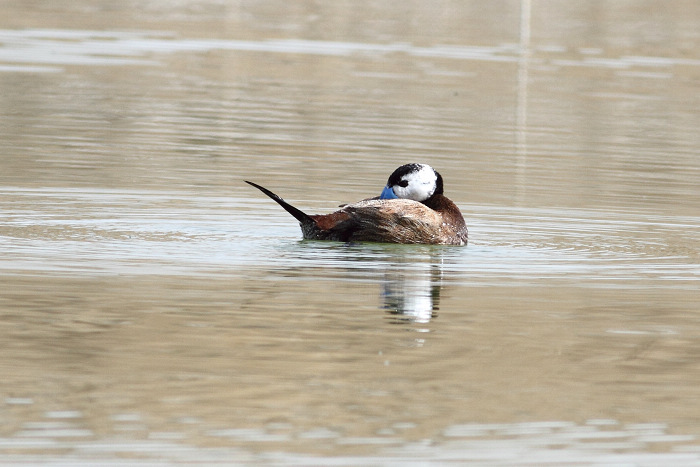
[[245, 181, 314, 225]]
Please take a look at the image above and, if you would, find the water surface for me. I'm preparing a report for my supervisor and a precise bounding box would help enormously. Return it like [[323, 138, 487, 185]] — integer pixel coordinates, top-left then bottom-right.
[[1, 1, 699, 464]]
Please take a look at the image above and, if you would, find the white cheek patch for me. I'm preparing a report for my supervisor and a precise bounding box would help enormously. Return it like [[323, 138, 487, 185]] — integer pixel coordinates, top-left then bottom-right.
[[392, 165, 437, 201]]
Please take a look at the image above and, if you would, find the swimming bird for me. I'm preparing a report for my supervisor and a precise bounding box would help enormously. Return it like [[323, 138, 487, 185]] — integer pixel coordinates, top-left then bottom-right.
[[245, 163, 468, 245]]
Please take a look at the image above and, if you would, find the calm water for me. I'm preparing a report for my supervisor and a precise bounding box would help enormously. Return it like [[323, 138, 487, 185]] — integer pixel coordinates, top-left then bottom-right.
[[1, 1, 700, 465]]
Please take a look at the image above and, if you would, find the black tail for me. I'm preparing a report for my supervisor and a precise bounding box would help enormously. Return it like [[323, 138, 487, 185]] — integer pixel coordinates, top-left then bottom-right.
[[245, 181, 314, 225]]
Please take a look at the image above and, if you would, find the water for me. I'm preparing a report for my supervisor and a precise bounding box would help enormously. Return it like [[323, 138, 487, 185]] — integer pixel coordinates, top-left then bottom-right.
[[1, 1, 699, 464]]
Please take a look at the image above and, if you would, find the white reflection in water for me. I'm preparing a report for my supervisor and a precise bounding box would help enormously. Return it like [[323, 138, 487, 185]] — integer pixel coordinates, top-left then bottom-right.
[[382, 257, 443, 324], [275, 241, 448, 324], [1, 415, 698, 465], [2, 28, 698, 72], [0, 29, 520, 68]]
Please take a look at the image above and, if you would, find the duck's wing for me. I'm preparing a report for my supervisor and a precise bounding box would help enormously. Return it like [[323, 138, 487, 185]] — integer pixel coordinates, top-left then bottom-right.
[[330, 199, 446, 244]]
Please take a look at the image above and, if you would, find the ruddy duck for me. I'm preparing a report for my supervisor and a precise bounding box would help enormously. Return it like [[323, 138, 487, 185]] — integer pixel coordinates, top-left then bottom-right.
[[245, 163, 468, 245]]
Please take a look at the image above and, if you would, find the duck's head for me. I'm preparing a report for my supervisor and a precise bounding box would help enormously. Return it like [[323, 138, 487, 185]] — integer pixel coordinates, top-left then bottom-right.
[[380, 163, 443, 202]]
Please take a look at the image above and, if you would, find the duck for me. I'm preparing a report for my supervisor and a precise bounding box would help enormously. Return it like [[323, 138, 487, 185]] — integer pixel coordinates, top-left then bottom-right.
[[245, 163, 468, 245]]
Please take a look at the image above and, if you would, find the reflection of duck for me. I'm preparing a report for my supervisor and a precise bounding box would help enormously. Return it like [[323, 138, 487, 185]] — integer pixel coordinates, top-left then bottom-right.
[[246, 163, 468, 245], [383, 260, 443, 324]]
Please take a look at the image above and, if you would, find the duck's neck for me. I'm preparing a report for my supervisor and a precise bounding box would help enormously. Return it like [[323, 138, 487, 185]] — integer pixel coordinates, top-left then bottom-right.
[[423, 193, 449, 211], [424, 194, 466, 226]]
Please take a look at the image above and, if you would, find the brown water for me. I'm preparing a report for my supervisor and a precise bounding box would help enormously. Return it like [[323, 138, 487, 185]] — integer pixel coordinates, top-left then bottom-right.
[[1, 1, 700, 465]]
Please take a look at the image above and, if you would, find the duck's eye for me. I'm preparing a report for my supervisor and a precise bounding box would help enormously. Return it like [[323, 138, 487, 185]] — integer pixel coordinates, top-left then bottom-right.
[[398, 180, 409, 187]]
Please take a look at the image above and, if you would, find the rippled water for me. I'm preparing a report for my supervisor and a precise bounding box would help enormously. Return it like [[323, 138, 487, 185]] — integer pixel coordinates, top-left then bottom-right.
[[1, 1, 700, 465]]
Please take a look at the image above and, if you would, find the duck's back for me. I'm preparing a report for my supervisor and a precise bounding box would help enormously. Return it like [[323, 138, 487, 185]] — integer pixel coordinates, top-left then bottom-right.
[[309, 199, 467, 245]]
